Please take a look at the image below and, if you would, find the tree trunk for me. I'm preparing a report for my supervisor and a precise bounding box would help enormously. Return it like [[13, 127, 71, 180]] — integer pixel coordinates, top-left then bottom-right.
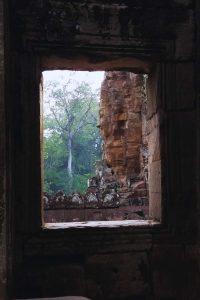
[[67, 136, 72, 177]]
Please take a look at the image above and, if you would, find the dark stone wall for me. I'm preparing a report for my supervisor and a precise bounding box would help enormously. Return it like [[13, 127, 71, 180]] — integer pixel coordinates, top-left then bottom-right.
[[0, 0, 7, 298], [1, 0, 200, 299]]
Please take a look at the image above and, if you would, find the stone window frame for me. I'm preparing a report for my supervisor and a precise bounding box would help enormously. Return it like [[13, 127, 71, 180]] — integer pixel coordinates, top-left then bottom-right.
[[8, 43, 176, 298], [40, 55, 163, 229], [8, 42, 174, 243], [8, 46, 168, 235]]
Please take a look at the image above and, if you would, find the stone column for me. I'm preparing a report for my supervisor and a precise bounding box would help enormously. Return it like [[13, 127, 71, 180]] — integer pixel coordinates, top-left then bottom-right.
[[99, 71, 146, 186]]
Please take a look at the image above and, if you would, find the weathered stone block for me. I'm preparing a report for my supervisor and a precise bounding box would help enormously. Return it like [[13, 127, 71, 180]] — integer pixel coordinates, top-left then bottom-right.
[[85, 252, 150, 300], [147, 127, 160, 164], [148, 161, 161, 194], [152, 245, 186, 299], [175, 10, 194, 60]]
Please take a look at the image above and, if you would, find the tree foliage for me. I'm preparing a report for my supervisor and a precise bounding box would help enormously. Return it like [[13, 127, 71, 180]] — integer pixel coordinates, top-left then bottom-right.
[[43, 77, 102, 194]]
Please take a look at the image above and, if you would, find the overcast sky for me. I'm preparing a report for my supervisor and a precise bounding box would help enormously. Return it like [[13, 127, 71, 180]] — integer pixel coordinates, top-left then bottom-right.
[[43, 70, 105, 92]]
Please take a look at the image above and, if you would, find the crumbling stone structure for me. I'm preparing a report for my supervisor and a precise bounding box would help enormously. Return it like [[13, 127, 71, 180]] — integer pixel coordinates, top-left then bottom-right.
[[1, 1, 200, 299], [100, 72, 146, 185], [99, 72, 149, 205]]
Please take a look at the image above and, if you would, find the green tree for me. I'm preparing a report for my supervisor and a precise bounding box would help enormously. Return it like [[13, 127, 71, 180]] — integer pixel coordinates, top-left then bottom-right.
[[43, 78, 101, 194]]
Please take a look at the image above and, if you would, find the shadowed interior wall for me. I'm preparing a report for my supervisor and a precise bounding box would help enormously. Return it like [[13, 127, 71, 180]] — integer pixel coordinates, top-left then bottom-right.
[[1, 0, 200, 299], [0, 0, 6, 298]]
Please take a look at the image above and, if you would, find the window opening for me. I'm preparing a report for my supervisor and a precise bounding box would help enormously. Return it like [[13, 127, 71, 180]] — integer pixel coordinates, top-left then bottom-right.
[[42, 70, 156, 224]]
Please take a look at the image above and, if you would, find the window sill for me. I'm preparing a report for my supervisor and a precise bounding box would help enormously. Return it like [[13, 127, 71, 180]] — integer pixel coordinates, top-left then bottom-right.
[[44, 219, 160, 229]]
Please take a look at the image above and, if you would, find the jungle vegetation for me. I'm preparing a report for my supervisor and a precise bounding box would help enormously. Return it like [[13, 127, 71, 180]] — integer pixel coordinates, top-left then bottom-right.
[[43, 76, 102, 194]]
